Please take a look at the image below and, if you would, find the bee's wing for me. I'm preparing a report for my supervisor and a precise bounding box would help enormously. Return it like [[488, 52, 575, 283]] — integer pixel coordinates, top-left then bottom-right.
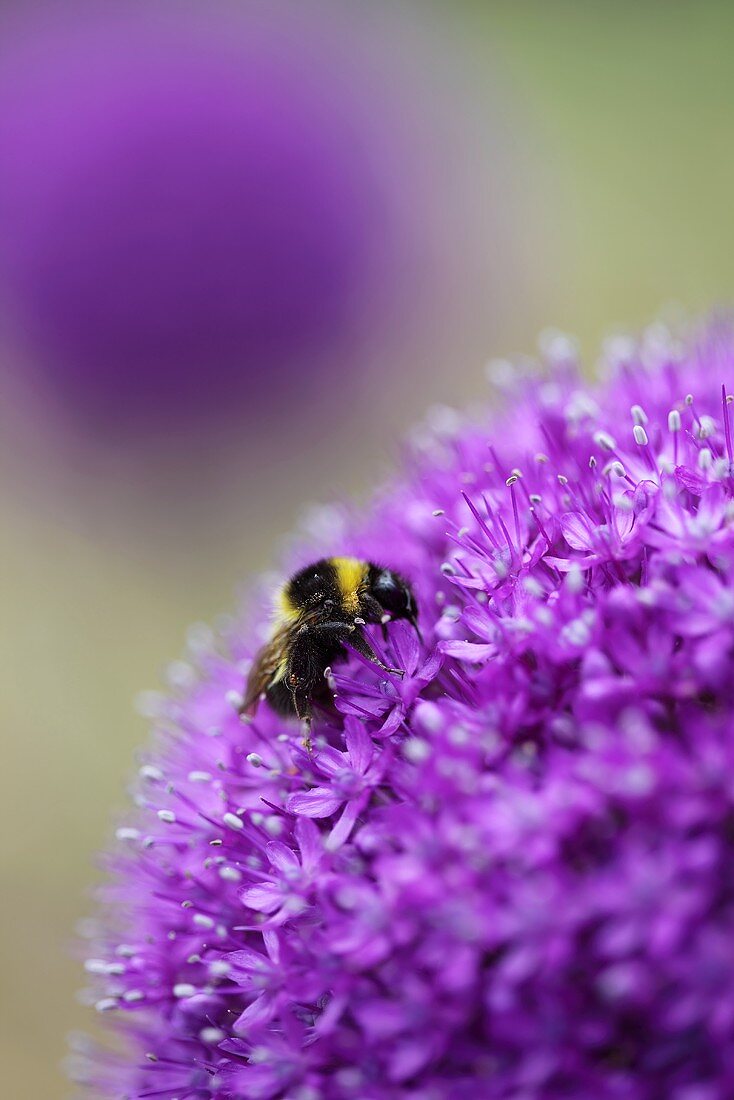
[[240, 623, 294, 715]]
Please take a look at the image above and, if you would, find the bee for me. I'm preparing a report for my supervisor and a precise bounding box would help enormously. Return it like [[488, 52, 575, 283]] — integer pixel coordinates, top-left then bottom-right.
[[240, 557, 419, 721]]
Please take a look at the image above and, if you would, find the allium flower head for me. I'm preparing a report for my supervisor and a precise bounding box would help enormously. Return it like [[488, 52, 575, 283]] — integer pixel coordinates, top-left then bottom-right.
[[0, 3, 411, 434], [76, 319, 734, 1098]]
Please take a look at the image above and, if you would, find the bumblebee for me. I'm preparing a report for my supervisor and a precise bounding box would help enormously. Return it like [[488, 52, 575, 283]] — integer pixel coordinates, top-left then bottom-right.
[[240, 557, 419, 721]]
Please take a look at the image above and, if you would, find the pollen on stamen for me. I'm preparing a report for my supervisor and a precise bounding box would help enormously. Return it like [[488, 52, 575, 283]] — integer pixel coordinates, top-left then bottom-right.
[[172, 984, 197, 999], [122, 989, 144, 1003], [193, 914, 215, 930], [633, 425, 649, 446], [593, 430, 616, 451], [139, 765, 164, 783], [188, 770, 213, 783]]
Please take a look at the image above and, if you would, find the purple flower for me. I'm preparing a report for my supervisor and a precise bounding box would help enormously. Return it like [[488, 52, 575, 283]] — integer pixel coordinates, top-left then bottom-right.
[[74, 318, 734, 1098], [0, 4, 409, 435]]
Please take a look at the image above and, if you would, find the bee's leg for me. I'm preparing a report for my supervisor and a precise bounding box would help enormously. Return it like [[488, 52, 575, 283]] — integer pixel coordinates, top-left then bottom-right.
[[407, 612, 423, 643], [361, 594, 386, 625], [359, 594, 393, 641], [288, 687, 314, 750], [284, 635, 320, 746], [346, 628, 404, 678], [302, 621, 356, 638]]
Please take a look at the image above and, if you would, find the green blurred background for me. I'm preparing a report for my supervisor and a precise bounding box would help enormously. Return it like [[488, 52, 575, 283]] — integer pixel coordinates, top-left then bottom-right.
[[3, 2, 734, 1096]]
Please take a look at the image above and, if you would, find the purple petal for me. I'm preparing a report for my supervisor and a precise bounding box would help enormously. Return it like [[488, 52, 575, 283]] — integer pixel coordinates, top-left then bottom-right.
[[295, 816, 323, 873], [344, 720, 374, 774], [240, 883, 283, 913], [286, 787, 344, 818]]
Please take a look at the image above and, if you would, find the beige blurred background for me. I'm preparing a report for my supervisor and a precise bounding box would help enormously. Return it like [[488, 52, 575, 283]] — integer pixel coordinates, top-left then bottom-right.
[[3, 2, 734, 1096]]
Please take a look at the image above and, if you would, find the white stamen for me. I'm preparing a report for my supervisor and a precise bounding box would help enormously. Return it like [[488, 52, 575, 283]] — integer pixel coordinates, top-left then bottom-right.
[[699, 447, 713, 470], [668, 409, 681, 432], [200, 1027, 226, 1044], [115, 827, 140, 842], [219, 866, 241, 883], [95, 998, 119, 1013], [173, 983, 197, 999], [245, 753, 263, 768], [633, 425, 649, 446], [188, 771, 212, 783], [139, 765, 164, 783], [225, 690, 243, 709], [403, 737, 431, 763], [122, 989, 144, 1003], [593, 430, 616, 451], [223, 812, 244, 830], [166, 660, 195, 689], [157, 810, 176, 824], [630, 404, 648, 425], [193, 914, 214, 929], [84, 959, 112, 975]]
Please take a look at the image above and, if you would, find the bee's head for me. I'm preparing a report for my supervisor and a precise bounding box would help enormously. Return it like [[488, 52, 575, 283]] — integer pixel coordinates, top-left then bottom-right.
[[370, 568, 417, 624], [286, 561, 330, 612]]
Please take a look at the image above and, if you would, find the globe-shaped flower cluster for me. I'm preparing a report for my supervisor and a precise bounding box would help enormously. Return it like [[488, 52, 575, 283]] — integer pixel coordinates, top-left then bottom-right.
[[74, 321, 734, 1098]]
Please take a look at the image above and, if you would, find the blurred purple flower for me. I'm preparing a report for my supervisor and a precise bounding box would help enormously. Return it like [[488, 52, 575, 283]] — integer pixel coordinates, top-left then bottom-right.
[[0, 4, 407, 434], [74, 318, 734, 1097]]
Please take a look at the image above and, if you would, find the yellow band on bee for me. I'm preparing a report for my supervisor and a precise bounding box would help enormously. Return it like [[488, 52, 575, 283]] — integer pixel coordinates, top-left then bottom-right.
[[275, 587, 299, 623], [330, 556, 368, 613]]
